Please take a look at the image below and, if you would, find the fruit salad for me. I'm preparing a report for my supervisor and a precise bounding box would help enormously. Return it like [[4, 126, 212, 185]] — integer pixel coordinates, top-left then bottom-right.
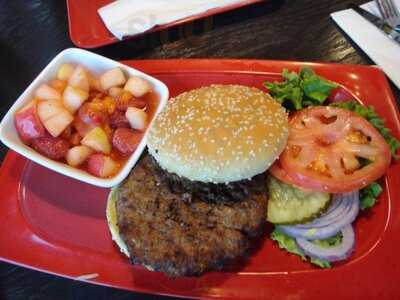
[[14, 64, 155, 178]]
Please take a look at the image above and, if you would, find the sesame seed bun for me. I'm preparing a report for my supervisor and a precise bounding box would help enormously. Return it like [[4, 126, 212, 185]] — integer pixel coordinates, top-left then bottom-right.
[[147, 85, 289, 183]]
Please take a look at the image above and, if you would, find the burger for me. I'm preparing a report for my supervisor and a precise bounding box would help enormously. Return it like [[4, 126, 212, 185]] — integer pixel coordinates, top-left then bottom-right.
[[107, 84, 289, 277]]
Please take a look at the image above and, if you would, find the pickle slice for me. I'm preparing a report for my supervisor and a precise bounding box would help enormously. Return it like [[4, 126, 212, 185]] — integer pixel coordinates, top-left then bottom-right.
[[267, 176, 331, 225]]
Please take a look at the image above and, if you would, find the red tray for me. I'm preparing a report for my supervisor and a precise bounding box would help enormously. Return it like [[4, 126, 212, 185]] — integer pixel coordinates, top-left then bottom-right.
[[1, 60, 400, 299], [66, 0, 264, 48]]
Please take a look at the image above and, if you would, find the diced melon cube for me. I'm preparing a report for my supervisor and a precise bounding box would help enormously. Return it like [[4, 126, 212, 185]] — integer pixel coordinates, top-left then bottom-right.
[[100, 67, 126, 91], [63, 85, 89, 113], [37, 99, 63, 121], [57, 64, 75, 81], [35, 84, 61, 101], [66, 145, 93, 167], [125, 107, 148, 131], [108, 87, 123, 98], [87, 154, 119, 178], [37, 100, 74, 137], [124, 76, 151, 97], [68, 65, 90, 92]]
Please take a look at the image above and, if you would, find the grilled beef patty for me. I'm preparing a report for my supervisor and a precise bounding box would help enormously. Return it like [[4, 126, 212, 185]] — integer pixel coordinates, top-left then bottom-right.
[[150, 156, 266, 203], [116, 154, 267, 277]]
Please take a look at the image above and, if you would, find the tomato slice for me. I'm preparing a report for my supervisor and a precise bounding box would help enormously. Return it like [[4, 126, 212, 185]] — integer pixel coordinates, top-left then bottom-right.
[[269, 160, 323, 193], [269, 160, 300, 187], [280, 106, 391, 193]]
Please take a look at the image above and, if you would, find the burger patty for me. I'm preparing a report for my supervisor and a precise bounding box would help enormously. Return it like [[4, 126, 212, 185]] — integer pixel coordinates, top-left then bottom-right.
[[116, 154, 268, 277], [150, 156, 266, 203]]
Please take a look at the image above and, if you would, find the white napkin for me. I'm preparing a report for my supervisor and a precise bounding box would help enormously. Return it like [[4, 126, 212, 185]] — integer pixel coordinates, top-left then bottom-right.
[[98, 0, 242, 40], [331, 1, 400, 89]]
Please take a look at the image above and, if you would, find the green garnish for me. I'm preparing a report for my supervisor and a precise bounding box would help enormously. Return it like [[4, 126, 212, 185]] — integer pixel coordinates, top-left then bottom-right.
[[271, 228, 306, 259], [271, 228, 332, 268], [331, 101, 400, 160], [360, 182, 383, 210], [312, 232, 343, 248], [264, 67, 337, 111], [310, 258, 331, 268]]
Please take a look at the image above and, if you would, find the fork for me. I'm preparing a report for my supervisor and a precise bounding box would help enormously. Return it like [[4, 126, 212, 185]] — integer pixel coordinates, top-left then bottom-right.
[[376, 0, 399, 18], [375, 0, 400, 31]]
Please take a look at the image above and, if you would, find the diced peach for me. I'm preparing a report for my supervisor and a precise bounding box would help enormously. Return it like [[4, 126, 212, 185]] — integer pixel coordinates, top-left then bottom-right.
[[37, 100, 74, 137], [99, 67, 126, 91], [63, 85, 89, 113], [87, 154, 119, 178], [35, 84, 61, 101], [125, 107, 148, 131], [115, 91, 134, 111], [57, 63, 75, 81], [103, 123, 113, 139], [50, 79, 68, 94], [66, 145, 93, 167], [102, 96, 116, 114], [68, 66, 90, 92], [14, 100, 46, 142], [124, 76, 151, 97], [81, 127, 111, 154], [109, 87, 123, 98]]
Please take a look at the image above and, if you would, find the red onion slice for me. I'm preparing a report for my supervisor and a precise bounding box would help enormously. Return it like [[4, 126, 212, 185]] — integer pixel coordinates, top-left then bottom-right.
[[296, 225, 355, 262], [277, 191, 359, 240]]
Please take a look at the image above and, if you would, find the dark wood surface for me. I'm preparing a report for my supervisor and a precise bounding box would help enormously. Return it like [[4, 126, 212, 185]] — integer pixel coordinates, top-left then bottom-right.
[[0, 0, 399, 299]]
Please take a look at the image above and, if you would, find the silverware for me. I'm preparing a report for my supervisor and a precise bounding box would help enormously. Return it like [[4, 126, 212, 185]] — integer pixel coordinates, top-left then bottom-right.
[[376, 0, 399, 18], [375, 0, 400, 32], [349, 4, 400, 44]]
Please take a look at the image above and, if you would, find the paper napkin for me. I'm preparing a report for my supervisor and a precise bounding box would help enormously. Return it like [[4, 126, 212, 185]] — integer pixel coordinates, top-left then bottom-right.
[[98, 0, 242, 40]]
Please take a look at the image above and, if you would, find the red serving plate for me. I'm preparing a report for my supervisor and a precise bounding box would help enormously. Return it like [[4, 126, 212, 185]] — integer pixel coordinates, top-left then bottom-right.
[[66, 0, 264, 48], [1, 60, 400, 299]]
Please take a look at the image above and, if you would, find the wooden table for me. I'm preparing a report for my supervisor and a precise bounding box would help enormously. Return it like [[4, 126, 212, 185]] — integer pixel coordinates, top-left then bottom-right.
[[0, 0, 398, 299]]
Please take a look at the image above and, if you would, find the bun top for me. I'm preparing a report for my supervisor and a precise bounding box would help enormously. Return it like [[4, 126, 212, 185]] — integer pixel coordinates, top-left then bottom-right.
[[147, 84, 289, 183]]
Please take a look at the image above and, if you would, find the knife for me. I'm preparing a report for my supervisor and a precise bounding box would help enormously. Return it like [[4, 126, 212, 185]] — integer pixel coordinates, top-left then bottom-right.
[[348, 4, 400, 44]]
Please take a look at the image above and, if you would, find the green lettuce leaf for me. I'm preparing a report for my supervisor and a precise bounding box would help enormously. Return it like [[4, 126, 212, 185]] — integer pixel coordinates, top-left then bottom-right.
[[300, 68, 337, 103], [264, 67, 337, 111], [271, 228, 331, 268], [310, 258, 331, 268], [360, 182, 383, 210]]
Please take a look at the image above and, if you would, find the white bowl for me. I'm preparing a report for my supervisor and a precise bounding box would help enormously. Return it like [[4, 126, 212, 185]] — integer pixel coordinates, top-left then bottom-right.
[[0, 48, 169, 188]]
